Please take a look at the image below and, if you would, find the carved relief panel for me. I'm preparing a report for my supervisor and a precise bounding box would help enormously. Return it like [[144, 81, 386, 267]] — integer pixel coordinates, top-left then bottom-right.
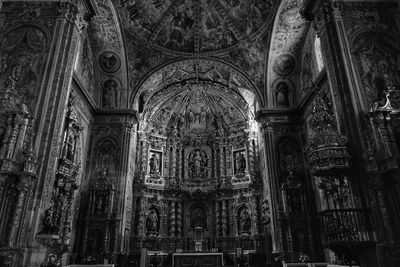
[[0, 25, 48, 110]]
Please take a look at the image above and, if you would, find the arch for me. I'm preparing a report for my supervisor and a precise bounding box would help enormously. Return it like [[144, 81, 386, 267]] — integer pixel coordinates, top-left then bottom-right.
[[266, 0, 309, 108], [188, 202, 209, 229], [0, 23, 51, 50], [130, 57, 264, 109]]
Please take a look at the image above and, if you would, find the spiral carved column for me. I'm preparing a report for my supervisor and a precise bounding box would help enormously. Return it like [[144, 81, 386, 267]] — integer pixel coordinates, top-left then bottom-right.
[[248, 140, 255, 173], [213, 146, 218, 180], [226, 146, 232, 176], [176, 148, 181, 182], [169, 201, 176, 237], [176, 201, 182, 237], [221, 200, 228, 236], [219, 145, 225, 178], [171, 146, 177, 178], [215, 201, 221, 236]]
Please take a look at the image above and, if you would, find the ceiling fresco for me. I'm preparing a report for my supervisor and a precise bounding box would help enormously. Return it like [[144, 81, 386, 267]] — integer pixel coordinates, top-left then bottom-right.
[[121, 0, 277, 54], [141, 80, 254, 136], [83, 0, 312, 111]]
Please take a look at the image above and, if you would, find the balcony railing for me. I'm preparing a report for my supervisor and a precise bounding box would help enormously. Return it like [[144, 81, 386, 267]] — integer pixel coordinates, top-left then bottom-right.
[[320, 209, 375, 248]]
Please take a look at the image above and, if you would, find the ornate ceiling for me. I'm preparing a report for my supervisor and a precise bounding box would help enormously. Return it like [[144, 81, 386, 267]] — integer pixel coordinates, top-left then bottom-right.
[[121, 0, 276, 54], [142, 80, 253, 136], [84, 0, 311, 116]]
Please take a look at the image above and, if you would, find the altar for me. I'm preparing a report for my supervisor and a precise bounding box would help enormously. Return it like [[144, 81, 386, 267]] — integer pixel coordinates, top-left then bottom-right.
[[172, 252, 224, 267]]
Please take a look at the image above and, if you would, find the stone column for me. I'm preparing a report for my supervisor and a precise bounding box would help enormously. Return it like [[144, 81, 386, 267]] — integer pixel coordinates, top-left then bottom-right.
[[117, 118, 137, 254], [248, 138, 255, 174], [0, 175, 7, 215], [137, 198, 145, 236], [171, 146, 177, 178], [314, 2, 366, 160], [0, 116, 13, 158], [213, 146, 218, 179], [215, 201, 221, 237], [5, 116, 23, 159], [219, 145, 225, 179], [176, 147, 181, 182], [221, 200, 228, 236], [256, 120, 283, 254], [169, 201, 176, 237], [226, 146, 232, 176], [176, 201, 182, 237], [252, 198, 259, 235], [7, 176, 34, 247]]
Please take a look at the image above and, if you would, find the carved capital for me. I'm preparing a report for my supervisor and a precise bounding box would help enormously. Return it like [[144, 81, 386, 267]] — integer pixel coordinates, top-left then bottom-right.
[[17, 175, 35, 193], [57, 2, 78, 23]]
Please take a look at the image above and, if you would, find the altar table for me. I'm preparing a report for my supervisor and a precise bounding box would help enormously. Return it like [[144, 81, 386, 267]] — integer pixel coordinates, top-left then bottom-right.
[[172, 252, 224, 267]]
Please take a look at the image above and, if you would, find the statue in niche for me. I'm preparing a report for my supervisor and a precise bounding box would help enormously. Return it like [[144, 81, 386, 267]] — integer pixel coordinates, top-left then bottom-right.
[[96, 139, 118, 174], [238, 207, 251, 233], [189, 150, 206, 178], [235, 152, 246, 173], [199, 107, 207, 124], [171, 125, 178, 137], [188, 109, 195, 125], [353, 33, 400, 108], [66, 135, 74, 161], [149, 153, 159, 174], [275, 81, 290, 108], [46, 254, 61, 267], [39, 205, 57, 234], [146, 209, 159, 234], [0, 126, 6, 150], [6, 47, 38, 95], [190, 206, 207, 228], [102, 79, 118, 108], [88, 229, 104, 254]]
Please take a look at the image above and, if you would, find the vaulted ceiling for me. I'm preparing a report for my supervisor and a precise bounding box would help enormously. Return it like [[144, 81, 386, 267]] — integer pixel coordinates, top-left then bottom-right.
[[121, 0, 276, 54], [86, 0, 310, 123]]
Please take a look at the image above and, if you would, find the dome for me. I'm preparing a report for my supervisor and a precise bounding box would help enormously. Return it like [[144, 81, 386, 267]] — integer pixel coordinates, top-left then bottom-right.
[[121, 0, 276, 54]]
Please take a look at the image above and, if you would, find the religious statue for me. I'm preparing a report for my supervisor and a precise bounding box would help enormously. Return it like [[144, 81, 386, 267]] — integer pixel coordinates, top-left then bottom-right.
[[102, 79, 118, 108], [0, 126, 6, 151], [149, 153, 159, 174], [46, 254, 61, 267], [146, 209, 159, 234], [7, 48, 37, 90], [39, 206, 57, 234], [238, 208, 251, 233], [236, 153, 246, 173], [190, 150, 205, 178], [66, 135, 74, 161], [275, 81, 290, 108], [191, 206, 206, 228]]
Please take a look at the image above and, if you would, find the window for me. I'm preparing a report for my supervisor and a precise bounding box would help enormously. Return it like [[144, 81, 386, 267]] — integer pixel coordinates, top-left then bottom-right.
[[314, 36, 325, 72]]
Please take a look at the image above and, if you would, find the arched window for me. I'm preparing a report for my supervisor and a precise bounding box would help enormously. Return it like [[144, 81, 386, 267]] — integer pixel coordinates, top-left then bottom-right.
[[314, 36, 325, 72]]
